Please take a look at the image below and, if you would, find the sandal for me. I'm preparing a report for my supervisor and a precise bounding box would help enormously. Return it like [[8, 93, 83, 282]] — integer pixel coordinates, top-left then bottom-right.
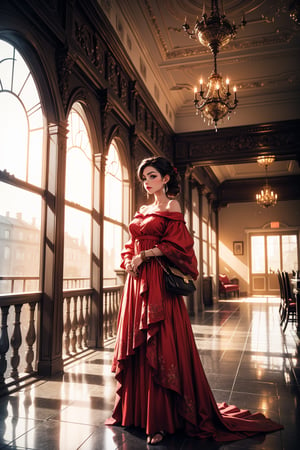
[[147, 431, 166, 445]]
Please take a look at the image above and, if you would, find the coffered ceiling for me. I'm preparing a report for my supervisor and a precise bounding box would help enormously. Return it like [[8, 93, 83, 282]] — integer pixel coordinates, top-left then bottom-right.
[[99, 0, 300, 187]]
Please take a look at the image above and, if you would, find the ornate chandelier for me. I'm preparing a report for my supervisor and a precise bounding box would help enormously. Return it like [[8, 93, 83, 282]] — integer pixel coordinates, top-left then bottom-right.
[[193, 53, 237, 130], [256, 156, 278, 208], [183, 0, 244, 130]]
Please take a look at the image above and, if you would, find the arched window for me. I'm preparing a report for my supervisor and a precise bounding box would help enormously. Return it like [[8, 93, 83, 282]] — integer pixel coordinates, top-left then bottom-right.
[[103, 140, 129, 286], [0, 39, 44, 293], [105, 141, 123, 222], [64, 103, 93, 289]]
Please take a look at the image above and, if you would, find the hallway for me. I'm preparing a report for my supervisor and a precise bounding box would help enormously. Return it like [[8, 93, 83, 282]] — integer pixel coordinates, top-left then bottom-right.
[[0, 297, 299, 449]]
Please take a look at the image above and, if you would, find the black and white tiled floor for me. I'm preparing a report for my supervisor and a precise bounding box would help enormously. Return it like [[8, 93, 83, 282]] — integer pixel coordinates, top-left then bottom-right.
[[0, 297, 299, 449]]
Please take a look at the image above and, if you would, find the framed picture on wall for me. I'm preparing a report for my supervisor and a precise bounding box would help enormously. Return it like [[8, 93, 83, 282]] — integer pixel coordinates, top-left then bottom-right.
[[233, 241, 244, 255]]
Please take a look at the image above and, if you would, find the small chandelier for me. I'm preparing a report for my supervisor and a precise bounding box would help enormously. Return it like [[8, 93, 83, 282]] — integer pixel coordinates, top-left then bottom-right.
[[193, 54, 238, 130], [183, 1, 243, 130], [256, 156, 278, 208]]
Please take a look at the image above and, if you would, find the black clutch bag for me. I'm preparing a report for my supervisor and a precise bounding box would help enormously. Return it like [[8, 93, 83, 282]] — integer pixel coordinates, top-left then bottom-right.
[[156, 258, 196, 296]]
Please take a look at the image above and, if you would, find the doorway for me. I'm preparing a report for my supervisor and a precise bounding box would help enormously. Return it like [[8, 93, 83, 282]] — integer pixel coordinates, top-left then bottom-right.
[[250, 233, 298, 295]]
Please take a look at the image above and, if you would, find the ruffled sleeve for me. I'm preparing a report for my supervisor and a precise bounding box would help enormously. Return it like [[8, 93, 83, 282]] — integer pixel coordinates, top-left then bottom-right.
[[120, 237, 134, 270], [155, 212, 198, 280]]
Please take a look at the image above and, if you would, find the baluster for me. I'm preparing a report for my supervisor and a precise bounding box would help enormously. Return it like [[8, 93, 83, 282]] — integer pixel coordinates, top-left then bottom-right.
[[77, 296, 84, 349], [104, 292, 108, 340], [0, 305, 10, 388], [113, 291, 118, 335], [82, 295, 89, 348], [10, 304, 22, 379], [116, 290, 119, 333], [71, 296, 78, 353], [64, 297, 71, 355], [111, 291, 116, 335], [109, 292, 113, 337], [25, 302, 37, 373]]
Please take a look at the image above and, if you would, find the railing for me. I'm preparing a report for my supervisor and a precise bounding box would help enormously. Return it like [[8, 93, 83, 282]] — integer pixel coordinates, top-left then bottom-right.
[[0, 292, 41, 395], [62, 288, 93, 360], [63, 277, 118, 289], [0, 277, 123, 394], [103, 285, 123, 340], [0, 276, 39, 294], [63, 277, 90, 290], [62, 285, 123, 357]]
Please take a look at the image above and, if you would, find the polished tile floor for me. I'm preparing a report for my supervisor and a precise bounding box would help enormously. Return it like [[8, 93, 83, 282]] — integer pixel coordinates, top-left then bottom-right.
[[0, 297, 299, 449]]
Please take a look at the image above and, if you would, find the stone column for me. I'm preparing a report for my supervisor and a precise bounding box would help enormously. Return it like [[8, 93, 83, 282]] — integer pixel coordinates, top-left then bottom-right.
[[38, 121, 68, 376]]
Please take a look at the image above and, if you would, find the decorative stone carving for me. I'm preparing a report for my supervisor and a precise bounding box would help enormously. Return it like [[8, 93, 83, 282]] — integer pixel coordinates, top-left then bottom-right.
[[99, 91, 113, 148], [119, 71, 129, 108], [73, 17, 169, 156], [129, 80, 137, 112], [93, 35, 105, 73], [107, 53, 119, 96], [130, 130, 139, 157], [157, 129, 164, 149], [136, 98, 145, 127], [176, 122, 300, 165], [75, 22, 105, 73], [75, 22, 94, 60], [56, 46, 74, 109]]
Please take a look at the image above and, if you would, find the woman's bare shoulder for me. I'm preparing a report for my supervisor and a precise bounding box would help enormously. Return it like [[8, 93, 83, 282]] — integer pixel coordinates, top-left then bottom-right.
[[166, 199, 181, 213], [139, 204, 151, 214]]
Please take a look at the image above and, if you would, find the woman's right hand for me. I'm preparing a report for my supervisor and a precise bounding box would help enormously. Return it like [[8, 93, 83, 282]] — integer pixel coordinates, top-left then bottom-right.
[[125, 261, 137, 277]]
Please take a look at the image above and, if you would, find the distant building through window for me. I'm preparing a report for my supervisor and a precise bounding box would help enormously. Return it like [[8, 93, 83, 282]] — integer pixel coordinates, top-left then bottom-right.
[[63, 103, 93, 290], [0, 39, 44, 293], [103, 140, 128, 286]]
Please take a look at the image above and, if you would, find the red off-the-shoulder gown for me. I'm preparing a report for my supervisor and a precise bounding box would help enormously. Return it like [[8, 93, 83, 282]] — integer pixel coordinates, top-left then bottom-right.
[[105, 211, 283, 441]]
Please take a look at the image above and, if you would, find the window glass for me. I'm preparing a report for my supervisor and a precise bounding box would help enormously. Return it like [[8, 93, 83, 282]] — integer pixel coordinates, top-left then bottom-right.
[[0, 182, 42, 293], [103, 140, 126, 286], [0, 41, 43, 187], [103, 221, 122, 287], [202, 220, 207, 241], [104, 141, 122, 222], [282, 234, 298, 273], [64, 105, 93, 288], [203, 241, 208, 276], [63, 206, 91, 289], [251, 235, 265, 273], [192, 188, 199, 236], [0, 39, 44, 293], [267, 235, 280, 273], [65, 108, 93, 209]]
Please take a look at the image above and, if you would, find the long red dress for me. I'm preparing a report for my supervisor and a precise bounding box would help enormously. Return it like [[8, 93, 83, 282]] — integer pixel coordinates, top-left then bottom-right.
[[105, 211, 283, 441]]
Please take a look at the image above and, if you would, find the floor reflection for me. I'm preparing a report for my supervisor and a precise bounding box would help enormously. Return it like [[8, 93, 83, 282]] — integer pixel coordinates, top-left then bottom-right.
[[0, 297, 299, 449]]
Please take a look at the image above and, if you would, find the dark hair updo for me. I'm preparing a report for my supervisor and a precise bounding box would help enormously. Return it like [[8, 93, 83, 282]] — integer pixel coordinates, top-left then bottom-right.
[[137, 156, 180, 198]]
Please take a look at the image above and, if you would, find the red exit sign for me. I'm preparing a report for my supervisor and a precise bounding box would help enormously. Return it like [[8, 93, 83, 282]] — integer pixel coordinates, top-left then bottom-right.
[[271, 221, 280, 228]]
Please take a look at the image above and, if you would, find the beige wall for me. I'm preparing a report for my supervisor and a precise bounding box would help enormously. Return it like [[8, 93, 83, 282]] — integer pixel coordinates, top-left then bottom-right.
[[218, 200, 300, 296]]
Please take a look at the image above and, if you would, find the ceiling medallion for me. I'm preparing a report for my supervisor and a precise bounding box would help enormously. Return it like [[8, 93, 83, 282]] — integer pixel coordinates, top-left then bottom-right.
[[183, 0, 245, 130], [256, 156, 278, 208]]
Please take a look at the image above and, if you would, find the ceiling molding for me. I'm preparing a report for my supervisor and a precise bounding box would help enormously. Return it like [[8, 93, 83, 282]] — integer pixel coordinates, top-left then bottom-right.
[[165, 31, 295, 61], [174, 119, 300, 166], [217, 174, 300, 204]]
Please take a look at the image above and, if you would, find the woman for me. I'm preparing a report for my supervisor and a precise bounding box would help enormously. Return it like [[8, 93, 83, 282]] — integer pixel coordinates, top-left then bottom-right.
[[106, 156, 283, 445]]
